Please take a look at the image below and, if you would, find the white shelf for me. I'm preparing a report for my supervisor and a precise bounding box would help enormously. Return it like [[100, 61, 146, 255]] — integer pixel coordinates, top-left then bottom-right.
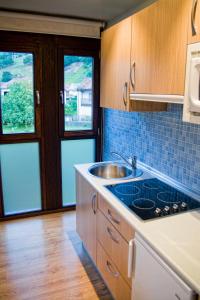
[[130, 93, 184, 104]]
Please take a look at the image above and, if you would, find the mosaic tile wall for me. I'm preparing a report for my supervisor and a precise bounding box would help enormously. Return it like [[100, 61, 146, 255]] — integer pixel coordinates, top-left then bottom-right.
[[103, 104, 200, 192]]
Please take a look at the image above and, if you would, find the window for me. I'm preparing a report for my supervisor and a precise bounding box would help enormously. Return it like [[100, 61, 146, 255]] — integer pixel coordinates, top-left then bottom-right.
[[64, 55, 93, 131], [0, 52, 35, 134]]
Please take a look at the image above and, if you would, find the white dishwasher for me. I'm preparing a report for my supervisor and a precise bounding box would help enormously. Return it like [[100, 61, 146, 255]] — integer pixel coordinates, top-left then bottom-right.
[[130, 234, 197, 300]]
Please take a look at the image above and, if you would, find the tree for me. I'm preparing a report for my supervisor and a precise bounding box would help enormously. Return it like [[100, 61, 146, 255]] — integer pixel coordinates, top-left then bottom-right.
[[2, 82, 34, 128], [1, 71, 13, 82], [65, 97, 77, 116], [0, 52, 14, 68], [23, 54, 33, 65]]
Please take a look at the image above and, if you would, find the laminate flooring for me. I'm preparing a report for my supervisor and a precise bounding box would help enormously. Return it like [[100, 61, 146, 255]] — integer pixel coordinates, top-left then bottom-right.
[[0, 211, 112, 300]]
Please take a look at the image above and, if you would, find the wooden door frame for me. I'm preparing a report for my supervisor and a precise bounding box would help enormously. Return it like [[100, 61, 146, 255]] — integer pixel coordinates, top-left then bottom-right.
[[0, 30, 101, 218]]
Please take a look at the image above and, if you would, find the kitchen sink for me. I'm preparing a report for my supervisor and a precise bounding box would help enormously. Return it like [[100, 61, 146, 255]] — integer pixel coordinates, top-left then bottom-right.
[[88, 162, 143, 180]]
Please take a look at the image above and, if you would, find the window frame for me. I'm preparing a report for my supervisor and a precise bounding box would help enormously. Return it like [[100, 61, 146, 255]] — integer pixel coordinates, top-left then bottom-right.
[[0, 45, 42, 142], [57, 47, 100, 139]]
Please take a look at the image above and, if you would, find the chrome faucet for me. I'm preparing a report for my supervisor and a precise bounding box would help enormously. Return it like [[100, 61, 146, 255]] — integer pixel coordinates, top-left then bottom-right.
[[111, 151, 137, 170]]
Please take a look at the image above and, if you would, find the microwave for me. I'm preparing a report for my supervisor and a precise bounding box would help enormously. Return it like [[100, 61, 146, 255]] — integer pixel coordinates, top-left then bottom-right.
[[183, 42, 200, 124]]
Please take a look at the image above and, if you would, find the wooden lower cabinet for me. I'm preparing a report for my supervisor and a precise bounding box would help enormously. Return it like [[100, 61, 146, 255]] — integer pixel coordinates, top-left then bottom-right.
[[76, 172, 97, 263], [97, 241, 131, 300], [98, 194, 134, 242], [76, 171, 133, 299], [97, 209, 132, 287]]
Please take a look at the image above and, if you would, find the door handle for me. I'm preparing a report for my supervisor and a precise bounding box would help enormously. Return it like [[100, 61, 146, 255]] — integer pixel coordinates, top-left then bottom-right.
[[60, 90, 64, 105], [35, 90, 40, 105]]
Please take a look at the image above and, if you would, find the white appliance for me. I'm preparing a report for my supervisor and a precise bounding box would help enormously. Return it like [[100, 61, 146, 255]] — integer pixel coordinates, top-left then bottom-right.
[[128, 234, 196, 300], [183, 42, 200, 124]]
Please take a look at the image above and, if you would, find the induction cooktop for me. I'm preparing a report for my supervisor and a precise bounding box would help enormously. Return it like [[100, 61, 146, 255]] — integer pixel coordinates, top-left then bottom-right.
[[105, 178, 200, 220]]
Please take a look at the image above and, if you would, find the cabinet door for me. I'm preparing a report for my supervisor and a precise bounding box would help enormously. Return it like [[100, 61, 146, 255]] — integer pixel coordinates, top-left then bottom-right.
[[131, 0, 189, 95], [76, 172, 97, 263], [188, 0, 200, 44], [100, 17, 131, 111]]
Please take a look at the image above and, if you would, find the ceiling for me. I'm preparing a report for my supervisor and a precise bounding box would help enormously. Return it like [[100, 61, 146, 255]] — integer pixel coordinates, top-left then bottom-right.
[[0, 0, 154, 24]]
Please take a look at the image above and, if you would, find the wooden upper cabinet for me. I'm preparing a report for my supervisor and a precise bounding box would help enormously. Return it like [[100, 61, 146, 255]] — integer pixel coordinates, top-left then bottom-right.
[[188, 0, 200, 44], [100, 17, 132, 111], [131, 0, 190, 96]]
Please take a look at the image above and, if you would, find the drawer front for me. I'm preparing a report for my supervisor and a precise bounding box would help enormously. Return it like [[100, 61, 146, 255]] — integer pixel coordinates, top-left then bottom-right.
[[97, 210, 131, 287], [98, 194, 134, 242], [97, 242, 131, 300]]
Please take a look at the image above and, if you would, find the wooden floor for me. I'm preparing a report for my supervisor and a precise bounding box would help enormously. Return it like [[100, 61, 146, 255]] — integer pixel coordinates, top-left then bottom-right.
[[0, 211, 113, 300]]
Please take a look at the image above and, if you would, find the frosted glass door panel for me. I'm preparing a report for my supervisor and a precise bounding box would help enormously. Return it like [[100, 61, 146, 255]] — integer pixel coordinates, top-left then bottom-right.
[[61, 139, 95, 206], [0, 143, 42, 215]]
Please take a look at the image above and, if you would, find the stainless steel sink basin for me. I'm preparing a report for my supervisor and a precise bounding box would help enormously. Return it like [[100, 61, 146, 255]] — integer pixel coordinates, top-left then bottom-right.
[[88, 162, 143, 180]]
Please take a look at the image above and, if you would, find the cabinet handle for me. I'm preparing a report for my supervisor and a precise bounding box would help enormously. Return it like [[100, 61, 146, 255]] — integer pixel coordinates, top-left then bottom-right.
[[107, 227, 119, 244], [128, 239, 135, 278], [106, 260, 119, 278], [107, 209, 120, 224], [175, 294, 181, 300], [36, 90, 40, 105], [123, 82, 128, 107], [130, 62, 136, 90], [60, 90, 64, 105], [91, 193, 97, 214], [191, 0, 198, 36]]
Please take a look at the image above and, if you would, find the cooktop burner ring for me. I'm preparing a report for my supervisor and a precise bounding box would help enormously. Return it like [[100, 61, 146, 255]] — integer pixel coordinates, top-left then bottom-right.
[[143, 181, 160, 189], [132, 198, 155, 210], [115, 184, 140, 196], [157, 191, 181, 204]]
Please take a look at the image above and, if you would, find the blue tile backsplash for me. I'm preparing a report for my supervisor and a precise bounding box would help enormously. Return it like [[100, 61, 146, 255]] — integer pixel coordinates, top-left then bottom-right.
[[103, 104, 200, 192]]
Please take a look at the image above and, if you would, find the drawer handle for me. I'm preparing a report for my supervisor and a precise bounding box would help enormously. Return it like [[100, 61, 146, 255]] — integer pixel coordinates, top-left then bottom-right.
[[91, 193, 97, 214], [107, 209, 120, 225], [106, 260, 119, 278], [107, 227, 119, 244]]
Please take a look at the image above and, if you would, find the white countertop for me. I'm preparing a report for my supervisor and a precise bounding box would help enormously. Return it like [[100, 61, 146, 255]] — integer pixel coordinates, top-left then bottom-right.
[[75, 162, 200, 295]]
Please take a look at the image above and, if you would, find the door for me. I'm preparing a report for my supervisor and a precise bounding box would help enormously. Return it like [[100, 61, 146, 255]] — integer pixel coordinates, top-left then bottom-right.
[[0, 31, 100, 219], [131, 0, 189, 95], [0, 46, 43, 216], [57, 37, 100, 206], [188, 0, 200, 44], [100, 17, 131, 110]]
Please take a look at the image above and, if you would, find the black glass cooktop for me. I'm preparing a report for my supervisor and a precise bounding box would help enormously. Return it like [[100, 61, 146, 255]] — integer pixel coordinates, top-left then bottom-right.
[[106, 178, 200, 220]]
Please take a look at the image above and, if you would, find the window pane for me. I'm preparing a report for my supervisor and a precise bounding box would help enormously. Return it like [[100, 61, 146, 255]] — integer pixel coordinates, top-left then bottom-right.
[[0, 143, 42, 215], [0, 52, 35, 134], [61, 139, 95, 206], [64, 55, 93, 131]]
